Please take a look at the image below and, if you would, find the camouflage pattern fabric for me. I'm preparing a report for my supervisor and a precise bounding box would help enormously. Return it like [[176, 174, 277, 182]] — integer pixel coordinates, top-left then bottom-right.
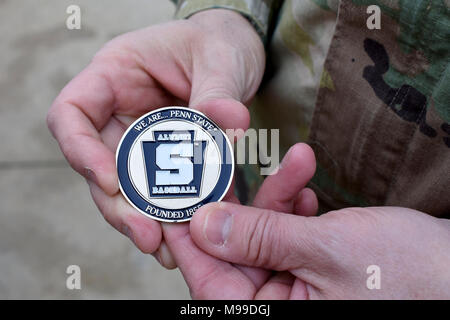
[[173, 0, 450, 217], [172, 0, 281, 42]]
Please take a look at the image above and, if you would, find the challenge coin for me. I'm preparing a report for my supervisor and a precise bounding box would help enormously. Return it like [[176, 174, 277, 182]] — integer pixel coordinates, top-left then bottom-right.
[[116, 106, 234, 222]]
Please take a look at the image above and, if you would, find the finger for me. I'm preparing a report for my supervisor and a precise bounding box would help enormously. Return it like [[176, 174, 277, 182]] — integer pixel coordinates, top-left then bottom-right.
[[253, 143, 316, 213], [162, 223, 256, 299], [237, 144, 316, 289], [154, 183, 239, 271], [222, 176, 271, 289], [289, 278, 310, 300], [47, 65, 117, 195], [194, 99, 250, 132], [190, 202, 323, 270], [100, 115, 135, 152], [153, 240, 177, 270], [293, 188, 319, 217], [47, 55, 179, 196], [188, 44, 256, 132], [87, 180, 162, 254], [98, 116, 172, 259], [201, 185, 269, 289], [254, 272, 295, 300], [254, 272, 310, 300]]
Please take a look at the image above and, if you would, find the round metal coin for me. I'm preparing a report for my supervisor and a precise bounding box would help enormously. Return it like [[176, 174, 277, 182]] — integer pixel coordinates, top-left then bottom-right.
[[116, 106, 234, 223]]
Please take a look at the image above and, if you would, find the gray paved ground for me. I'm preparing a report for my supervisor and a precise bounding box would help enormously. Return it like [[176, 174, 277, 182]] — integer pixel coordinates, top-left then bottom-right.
[[0, 0, 191, 299]]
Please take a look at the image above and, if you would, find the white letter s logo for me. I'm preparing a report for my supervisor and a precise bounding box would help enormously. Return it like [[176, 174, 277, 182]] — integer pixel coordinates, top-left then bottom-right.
[[155, 142, 194, 185]]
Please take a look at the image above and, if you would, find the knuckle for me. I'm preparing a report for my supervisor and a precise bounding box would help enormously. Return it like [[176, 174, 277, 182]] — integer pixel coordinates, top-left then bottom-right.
[[314, 208, 383, 259], [325, 207, 382, 233], [244, 211, 280, 268], [92, 47, 135, 72]]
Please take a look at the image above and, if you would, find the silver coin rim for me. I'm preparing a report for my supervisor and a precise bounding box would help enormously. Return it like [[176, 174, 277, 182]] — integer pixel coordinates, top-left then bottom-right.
[[116, 106, 235, 223]]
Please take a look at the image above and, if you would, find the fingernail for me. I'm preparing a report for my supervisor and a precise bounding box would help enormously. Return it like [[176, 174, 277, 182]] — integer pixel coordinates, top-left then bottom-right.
[[84, 167, 98, 185], [204, 210, 232, 246]]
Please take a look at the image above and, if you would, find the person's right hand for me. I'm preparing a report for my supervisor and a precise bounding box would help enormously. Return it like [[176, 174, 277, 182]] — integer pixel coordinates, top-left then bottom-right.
[[47, 9, 265, 266], [162, 143, 318, 299]]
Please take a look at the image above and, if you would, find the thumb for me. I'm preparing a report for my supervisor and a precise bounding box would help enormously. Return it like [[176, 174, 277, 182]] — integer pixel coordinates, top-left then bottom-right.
[[187, 45, 260, 132], [192, 98, 250, 134], [190, 202, 326, 271]]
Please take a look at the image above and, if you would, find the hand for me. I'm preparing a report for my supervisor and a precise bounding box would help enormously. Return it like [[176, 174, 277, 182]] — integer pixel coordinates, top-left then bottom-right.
[[47, 9, 265, 264], [188, 202, 450, 299], [162, 143, 318, 298]]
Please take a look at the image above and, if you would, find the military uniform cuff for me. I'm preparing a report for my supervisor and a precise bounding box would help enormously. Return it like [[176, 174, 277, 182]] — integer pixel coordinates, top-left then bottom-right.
[[172, 0, 274, 44]]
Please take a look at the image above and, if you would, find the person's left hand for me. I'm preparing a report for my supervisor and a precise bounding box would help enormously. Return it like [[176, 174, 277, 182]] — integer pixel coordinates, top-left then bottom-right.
[[162, 143, 318, 298], [47, 9, 265, 266]]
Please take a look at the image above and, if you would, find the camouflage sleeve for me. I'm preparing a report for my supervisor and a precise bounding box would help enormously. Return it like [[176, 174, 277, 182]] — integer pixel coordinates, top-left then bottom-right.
[[170, 0, 283, 43]]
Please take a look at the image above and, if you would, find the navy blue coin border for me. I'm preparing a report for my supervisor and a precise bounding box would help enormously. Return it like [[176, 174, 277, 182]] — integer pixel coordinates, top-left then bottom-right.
[[117, 108, 233, 222]]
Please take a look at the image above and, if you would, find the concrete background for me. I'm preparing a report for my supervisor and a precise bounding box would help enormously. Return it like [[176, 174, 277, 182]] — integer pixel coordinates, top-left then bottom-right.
[[0, 0, 191, 299]]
